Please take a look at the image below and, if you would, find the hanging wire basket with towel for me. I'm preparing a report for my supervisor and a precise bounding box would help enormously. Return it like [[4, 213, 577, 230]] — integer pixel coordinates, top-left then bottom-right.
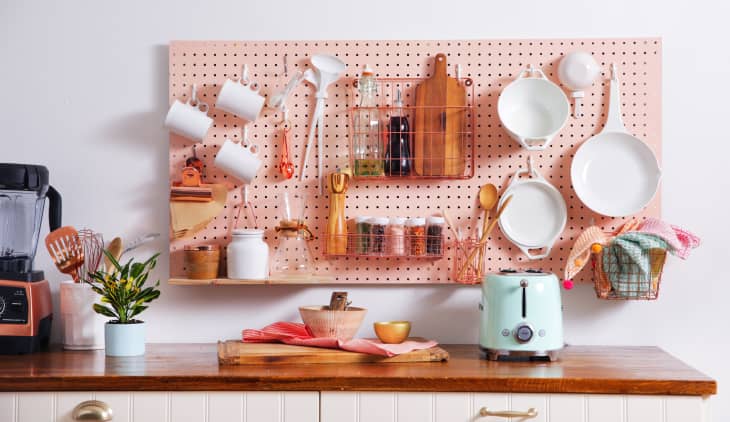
[[563, 219, 700, 301]]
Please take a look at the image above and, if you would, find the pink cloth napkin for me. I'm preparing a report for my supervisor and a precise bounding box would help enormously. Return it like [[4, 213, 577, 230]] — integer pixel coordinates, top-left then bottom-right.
[[638, 218, 700, 259], [242, 322, 437, 357]]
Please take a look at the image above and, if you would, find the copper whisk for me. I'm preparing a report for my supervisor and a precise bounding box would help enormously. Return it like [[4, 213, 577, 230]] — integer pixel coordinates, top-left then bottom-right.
[[77, 229, 104, 283]]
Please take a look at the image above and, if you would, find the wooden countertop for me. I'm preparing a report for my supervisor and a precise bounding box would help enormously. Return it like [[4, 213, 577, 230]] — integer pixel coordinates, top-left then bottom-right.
[[1, 344, 716, 396]]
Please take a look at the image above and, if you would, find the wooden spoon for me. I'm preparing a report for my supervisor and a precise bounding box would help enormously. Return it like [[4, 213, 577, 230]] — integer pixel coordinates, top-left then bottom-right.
[[105, 237, 123, 272], [477, 184, 499, 271], [458, 195, 513, 280]]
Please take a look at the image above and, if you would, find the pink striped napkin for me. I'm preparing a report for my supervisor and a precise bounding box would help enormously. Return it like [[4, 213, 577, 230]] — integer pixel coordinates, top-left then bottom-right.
[[242, 322, 437, 357]]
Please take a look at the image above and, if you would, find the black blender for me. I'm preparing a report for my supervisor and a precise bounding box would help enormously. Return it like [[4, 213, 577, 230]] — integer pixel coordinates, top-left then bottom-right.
[[0, 163, 61, 354]]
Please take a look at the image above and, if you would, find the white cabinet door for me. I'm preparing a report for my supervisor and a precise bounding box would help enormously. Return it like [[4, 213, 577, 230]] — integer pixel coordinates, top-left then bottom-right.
[[321, 392, 710, 422], [0, 391, 319, 422]]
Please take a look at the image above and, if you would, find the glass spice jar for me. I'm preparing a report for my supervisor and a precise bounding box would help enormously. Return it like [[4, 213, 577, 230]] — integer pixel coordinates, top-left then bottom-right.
[[354, 216, 372, 254], [368, 217, 389, 255], [387, 217, 407, 256], [406, 217, 426, 256], [426, 216, 445, 256]]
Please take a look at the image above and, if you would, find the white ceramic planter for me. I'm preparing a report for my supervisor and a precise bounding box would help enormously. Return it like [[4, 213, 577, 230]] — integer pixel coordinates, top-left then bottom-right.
[[105, 322, 146, 357], [59, 281, 105, 350]]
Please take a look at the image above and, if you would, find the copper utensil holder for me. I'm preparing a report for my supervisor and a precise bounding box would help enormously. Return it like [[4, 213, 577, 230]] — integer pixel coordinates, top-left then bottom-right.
[[452, 238, 484, 284]]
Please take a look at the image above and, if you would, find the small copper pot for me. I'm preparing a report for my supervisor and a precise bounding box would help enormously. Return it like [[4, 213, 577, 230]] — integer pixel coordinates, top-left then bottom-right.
[[184, 245, 220, 279]]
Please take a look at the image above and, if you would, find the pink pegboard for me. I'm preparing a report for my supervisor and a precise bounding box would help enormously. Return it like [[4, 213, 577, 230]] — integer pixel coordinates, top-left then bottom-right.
[[169, 39, 662, 284]]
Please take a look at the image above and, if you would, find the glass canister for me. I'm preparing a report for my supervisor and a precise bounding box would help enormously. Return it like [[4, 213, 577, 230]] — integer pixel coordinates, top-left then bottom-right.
[[270, 192, 316, 279], [406, 217, 426, 256], [354, 216, 372, 254], [426, 216, 445, 255], [227, 229, 269, 280], [368, 217, 389, 255], [387, 217, 407, 256]]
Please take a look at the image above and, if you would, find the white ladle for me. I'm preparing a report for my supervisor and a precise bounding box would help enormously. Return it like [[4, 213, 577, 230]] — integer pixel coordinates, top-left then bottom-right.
[[558, 51, 600, 118], [300, 54, 346, 194]]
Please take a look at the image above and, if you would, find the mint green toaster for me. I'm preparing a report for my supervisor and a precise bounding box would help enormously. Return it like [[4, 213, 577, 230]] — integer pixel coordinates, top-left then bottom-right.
[[479, 270, 564, 361]]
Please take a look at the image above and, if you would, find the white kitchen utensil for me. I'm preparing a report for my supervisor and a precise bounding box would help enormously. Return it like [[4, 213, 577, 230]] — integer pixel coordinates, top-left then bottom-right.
[[164, 84, 213, 142], [300, 54, 346, 194], [216, 64, 266, 122], [498, 66, 570, 151], [571, 64, 661, 217], [268, 70, 303, 110], [213, 127, 262, 184], [498, 161, 567, 260], [558, 51, 600, 118]]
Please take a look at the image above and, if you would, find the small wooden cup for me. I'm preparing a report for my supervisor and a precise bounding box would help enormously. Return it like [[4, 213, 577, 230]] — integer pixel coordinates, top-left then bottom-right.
[[184, 245, 220, 279]]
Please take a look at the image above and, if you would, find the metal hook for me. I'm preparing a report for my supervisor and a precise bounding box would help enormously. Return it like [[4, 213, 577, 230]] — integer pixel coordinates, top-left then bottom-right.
[[283, 54, 288, 77], [610, 63, 619, 82], [191, 83, 198, 104], [241, 125, 250, 146], [526, 155, 534, 175], [456, 64, 462, 80], [241, 64, 250, 84], [192, 143, 197, 158]]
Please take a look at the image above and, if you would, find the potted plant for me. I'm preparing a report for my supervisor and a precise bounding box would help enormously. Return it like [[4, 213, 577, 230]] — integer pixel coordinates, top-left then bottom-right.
[[85, 251, 161, 357]]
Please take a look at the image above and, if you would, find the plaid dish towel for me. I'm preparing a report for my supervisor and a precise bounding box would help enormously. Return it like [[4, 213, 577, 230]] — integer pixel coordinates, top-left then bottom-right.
[[603, 233, 668, 298]]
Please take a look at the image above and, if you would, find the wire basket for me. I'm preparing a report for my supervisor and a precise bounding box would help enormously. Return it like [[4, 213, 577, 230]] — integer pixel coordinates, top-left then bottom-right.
[[322, 233, 444, 259], [592, 247, 667, 300], [347, 78, 475, 180]]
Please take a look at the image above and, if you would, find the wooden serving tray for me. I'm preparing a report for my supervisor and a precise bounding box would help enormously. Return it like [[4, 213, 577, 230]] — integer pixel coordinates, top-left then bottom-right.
[[218, 339, 449, 365]]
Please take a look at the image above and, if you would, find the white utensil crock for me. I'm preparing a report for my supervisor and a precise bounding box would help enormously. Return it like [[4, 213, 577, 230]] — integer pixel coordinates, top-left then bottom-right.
[[60, 281, 105, 350]]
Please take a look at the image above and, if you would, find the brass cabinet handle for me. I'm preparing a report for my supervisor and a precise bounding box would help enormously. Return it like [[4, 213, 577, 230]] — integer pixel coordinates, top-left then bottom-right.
[[479, 406, 538, 419], [72, 400, 113, 421]]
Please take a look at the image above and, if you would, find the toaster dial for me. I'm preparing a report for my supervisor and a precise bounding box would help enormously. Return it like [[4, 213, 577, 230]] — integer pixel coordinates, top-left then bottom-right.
[[514, 323, 534, 343]]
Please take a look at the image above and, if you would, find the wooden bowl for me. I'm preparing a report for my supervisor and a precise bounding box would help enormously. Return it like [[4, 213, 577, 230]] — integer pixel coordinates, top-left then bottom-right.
[[298, 306, 367, 341], [373, 321, 411, 344]]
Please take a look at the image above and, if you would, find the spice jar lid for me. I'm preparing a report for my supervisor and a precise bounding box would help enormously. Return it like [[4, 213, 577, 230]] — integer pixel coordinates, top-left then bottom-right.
[[405, 217, 426, 226], [426, 216, 446, 225], [232, 228, 265, 236], [390, 217, 406, 225], [354, 216, 372, 223], [184, 244, 220, 251], [369, 217, 389, 226]]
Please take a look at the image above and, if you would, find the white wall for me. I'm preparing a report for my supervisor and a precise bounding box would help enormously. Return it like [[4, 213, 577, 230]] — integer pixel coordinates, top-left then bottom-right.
[[2, 0, 727, 417]]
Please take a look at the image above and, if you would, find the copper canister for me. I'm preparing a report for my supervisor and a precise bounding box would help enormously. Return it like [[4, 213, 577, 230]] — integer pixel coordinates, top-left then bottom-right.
[[184, 245, 220, 279]]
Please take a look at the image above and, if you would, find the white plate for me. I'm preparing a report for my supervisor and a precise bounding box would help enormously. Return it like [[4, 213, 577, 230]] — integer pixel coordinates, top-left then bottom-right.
[[571, 132, 661, 217], [499, 169, 567, 260]]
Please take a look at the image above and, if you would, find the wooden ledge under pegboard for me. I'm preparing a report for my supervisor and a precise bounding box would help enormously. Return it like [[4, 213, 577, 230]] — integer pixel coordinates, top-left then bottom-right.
[[168, 38, 661, 285]]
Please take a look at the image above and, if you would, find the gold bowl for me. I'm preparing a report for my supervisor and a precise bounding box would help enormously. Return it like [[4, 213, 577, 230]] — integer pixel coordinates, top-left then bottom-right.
[[373, 321, 411, 344]]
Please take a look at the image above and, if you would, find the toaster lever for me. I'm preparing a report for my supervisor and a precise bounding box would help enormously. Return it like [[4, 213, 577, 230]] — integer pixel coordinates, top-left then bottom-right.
[[520, 279, 528, 318]]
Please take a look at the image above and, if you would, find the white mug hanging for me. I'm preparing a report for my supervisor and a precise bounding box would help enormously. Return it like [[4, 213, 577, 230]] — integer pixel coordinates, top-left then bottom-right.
[[213, 126, 262, 184], [216, 64, 266, 122], [164, 84, 213, 142]]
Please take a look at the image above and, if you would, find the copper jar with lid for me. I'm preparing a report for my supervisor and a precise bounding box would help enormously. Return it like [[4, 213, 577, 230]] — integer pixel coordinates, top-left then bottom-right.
[[184, 245, 220, 279]]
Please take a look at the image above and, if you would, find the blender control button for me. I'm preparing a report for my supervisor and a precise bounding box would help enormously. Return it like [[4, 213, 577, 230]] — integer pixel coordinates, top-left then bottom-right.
[[515, 324, 534, 343], [501, 329, 510, 337], [538, 329, 546, 337]]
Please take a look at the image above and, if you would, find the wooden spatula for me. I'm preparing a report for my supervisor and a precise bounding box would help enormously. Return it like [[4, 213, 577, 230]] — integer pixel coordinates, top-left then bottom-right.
[[45, 226, 85, 282], [414, 53, 467, 176]]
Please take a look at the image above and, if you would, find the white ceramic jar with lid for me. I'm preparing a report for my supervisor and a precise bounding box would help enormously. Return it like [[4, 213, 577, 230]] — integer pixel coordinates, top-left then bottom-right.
[[227, 228, 269, 279]]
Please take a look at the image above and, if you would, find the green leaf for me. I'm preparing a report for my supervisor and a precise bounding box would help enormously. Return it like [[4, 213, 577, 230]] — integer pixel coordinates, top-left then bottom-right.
[[93, 303, 117, 319], [102, 249, 122, 272]]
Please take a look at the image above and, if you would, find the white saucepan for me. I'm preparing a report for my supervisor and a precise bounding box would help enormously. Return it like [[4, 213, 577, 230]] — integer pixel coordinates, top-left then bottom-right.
[[571, 64, 661, 217], [498, 66, 570, 151], [498, 166, 567, 260]]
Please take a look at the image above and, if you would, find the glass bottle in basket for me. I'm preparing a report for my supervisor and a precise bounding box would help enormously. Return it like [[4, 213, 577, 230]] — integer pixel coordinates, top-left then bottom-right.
[[353, 65, 384, 176], [270, 192, 316, 279]]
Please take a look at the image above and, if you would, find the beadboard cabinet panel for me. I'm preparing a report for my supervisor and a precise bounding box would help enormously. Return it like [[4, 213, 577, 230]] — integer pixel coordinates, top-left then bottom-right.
[[322, 392, 709, 422], [2, 391, 709, 422]]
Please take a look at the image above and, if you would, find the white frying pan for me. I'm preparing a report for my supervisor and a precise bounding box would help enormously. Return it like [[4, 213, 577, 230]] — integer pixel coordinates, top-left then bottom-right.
[[571, 64, 661, 217]]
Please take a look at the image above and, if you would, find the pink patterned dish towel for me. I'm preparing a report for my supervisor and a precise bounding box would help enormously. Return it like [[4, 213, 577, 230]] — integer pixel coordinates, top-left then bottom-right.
[[638, 218, 701, 259], [242, 322, 438, 357]]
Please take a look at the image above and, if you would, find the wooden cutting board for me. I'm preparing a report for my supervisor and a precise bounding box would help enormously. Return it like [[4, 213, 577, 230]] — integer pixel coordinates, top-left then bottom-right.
[[413, 53, 466, 176], [218, 339, 450, 365]]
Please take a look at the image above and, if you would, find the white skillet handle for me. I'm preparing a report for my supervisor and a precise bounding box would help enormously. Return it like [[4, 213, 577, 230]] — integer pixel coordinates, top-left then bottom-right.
[[519, 245, 552, 260], [603, 63, 626, 133]]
